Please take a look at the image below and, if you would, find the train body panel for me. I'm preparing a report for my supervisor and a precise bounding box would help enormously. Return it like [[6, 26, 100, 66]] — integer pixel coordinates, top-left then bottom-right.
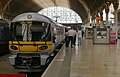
[[12, 13, 51, 23], [9, 12, 65, 72], [9, 41, 52, 52]]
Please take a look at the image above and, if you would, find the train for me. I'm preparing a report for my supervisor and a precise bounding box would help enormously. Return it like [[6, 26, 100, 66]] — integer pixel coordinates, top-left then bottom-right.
[[9, 12, 65, 72], [0, 19, 9, 56]]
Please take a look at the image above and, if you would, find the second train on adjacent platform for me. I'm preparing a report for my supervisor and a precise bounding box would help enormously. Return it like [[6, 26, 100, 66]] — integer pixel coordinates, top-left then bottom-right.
[[0, 19, 9, 56], [9, 12, 65, 72]]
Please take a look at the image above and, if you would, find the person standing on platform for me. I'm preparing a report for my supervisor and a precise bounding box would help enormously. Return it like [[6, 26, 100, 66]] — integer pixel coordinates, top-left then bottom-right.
[[66, 28, 77, 48], [77, 29, 82, 45], [73, 30, 77, 46], [65, 31, 69, 47], [82, 29, 84, 38]]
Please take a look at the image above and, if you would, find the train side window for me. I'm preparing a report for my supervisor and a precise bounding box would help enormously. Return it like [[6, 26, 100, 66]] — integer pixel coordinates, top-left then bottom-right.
[[52, 28, 56, 43]]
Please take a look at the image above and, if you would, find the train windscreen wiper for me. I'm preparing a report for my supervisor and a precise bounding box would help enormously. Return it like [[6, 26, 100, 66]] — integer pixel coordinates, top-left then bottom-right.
[[41, 24, 50, 45]]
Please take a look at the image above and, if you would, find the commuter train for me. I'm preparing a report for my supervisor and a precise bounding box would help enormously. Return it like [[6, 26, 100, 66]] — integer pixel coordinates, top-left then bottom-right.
[[9, 12, 65, 72], [0, 19, 9, 56]]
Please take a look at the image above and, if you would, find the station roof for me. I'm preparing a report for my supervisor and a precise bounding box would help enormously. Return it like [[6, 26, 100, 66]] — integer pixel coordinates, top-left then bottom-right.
[[0, 0, 119, 24]]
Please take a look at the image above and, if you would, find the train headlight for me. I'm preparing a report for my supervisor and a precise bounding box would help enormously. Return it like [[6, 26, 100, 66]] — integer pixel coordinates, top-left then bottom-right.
[[39, 46, 48, 50], [10, 46, 18, 50]]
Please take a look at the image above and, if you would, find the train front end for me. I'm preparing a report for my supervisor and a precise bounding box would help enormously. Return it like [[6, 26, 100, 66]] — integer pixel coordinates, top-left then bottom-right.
[[9, 13, 53, 72]]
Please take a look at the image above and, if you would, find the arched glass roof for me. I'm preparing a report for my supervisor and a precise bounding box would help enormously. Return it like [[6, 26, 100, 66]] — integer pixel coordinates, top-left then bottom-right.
[[38, 6, 82, 23]]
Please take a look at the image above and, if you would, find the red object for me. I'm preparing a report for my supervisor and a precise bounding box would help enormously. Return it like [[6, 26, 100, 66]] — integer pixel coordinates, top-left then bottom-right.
[[110, 32, 117, 44], [99, 17, 103, 21], [96, 16, 99, 21], [0, 74, 26, 77]]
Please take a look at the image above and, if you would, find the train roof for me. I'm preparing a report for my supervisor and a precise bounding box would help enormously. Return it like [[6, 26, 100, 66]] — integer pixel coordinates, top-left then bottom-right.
[[12, 12, 51, 23]]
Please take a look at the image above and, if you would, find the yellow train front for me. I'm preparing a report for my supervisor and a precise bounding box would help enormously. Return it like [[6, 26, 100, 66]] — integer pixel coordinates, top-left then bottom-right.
[[9, 12, 65, 72]]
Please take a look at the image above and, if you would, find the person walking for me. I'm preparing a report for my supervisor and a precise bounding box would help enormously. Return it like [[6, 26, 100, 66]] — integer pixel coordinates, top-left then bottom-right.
[[66, 28, 77, 48], [73, 30, 77, 46], [77, 29, 82, 45]]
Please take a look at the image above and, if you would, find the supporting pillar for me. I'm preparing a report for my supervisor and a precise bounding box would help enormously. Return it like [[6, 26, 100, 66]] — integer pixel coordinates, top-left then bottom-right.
[[95, 13, 99, 26], [0, 2, 3, 19], [100, 11, 103, 27], [91, 16, 95, 26], [105, 5, 109, 27], [93, 16, 96, 26], [113, 3, 119, 39]]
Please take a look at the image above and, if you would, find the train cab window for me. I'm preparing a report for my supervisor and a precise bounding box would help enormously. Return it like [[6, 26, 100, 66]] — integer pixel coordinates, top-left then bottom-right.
[[31, 22, 51, 41], [11, 22, 51, 41], [11, 22, 23, 41], [16, 23, 23, 41], [30, 22, 45, 41]]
